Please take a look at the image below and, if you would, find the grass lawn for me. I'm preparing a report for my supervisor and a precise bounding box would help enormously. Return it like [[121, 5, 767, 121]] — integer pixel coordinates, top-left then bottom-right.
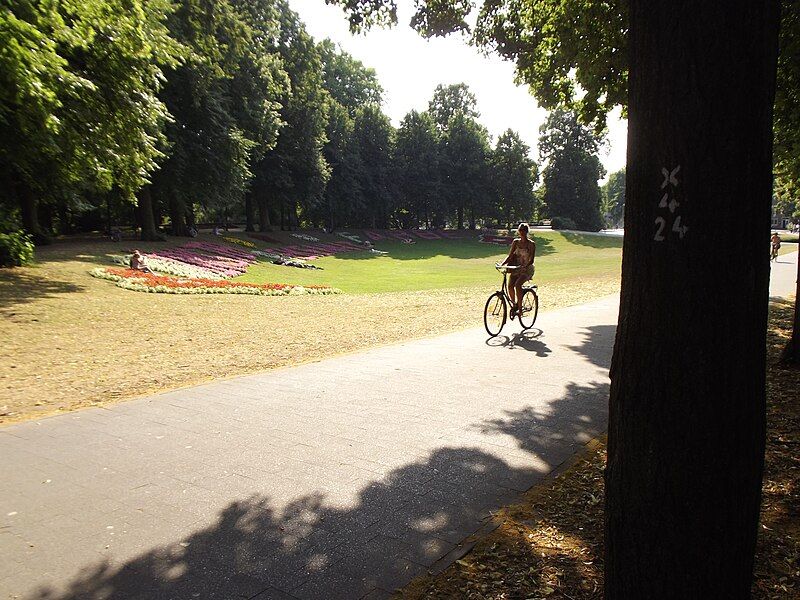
[[238, 231, 623, 294], [0, 231, 622, 424]]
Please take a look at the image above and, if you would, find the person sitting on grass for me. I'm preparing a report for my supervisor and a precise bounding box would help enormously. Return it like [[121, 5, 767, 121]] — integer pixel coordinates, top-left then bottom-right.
[[130, 250, 153, 274], [501, 222, 536, 317]]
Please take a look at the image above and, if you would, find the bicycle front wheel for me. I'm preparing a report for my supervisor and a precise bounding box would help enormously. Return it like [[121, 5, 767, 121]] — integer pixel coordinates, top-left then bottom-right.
[[484, 292, 507, 337], [519, 288, 539, 330]]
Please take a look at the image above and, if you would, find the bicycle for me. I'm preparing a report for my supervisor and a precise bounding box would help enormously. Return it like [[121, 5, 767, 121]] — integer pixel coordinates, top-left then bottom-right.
[[770, 243, 780, 261], [484, 264, 539, 337]]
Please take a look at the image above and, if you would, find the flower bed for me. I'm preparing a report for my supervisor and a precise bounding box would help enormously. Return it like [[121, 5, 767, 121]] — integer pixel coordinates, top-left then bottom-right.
[[290, 233, 319, 242], [384, 230, 415, 242], [364, 230, 387, 241], [337, 231, 368, 245], [90, 268, 339, 295], [146, 241, 258, 277], [184, 240, 256, 261], [412, 229, 441, 240], [248, 233, 283, 245], [271, 241, 365, 260], [152, 249, 250, 277], [111, 254, 222, 280], [223, 236, 256, 248], [480, 234, 514, 245]]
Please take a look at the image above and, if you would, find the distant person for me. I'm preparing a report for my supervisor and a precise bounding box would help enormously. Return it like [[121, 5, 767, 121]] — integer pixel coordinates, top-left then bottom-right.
[[501, 222, 536, 317], [770, 232, 781, 261], [130, 250, 153, 273]]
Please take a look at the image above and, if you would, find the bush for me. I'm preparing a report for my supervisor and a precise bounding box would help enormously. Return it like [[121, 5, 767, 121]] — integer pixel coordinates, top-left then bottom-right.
[[0, 231, 35, 267], [550, 216, 578, 230]]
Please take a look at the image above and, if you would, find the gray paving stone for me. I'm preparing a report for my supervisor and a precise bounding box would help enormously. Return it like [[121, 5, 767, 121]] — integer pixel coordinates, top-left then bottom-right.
[[0, 294, 628, 599]]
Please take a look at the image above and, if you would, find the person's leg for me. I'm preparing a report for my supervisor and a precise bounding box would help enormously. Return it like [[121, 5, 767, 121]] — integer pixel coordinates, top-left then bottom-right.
[[514, 279, 524, 311], [508, 274, 517, 310]]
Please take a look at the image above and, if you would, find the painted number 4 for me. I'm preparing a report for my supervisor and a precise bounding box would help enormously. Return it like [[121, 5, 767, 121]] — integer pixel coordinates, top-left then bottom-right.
[[672, 215, 688, 238]]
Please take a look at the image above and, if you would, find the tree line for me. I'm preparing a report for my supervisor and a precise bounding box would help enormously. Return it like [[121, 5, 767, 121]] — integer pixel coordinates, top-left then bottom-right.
[[1, 0, 615, 245]]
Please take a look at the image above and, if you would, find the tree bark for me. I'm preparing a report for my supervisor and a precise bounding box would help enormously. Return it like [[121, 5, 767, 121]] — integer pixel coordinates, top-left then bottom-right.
[[169, 193, 188, 237], [17, 180, 50, 244], [257, 194, 272, 232], [137, 186, 159, 241], [605, 2, 780, 597], [245, 194, 256, 232]]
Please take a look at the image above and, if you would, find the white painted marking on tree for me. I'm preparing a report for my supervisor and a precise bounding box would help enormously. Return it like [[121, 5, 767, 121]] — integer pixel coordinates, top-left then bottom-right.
[[672, 216, 688, 238], [654, 217, 666, 241], [661, 166, 681, 188], [657, 165, 686, 241]]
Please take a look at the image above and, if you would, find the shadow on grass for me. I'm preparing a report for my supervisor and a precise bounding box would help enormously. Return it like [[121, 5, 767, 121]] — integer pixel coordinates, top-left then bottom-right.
[[0, 269, 85, 311], [28, 385, 610, 600], [560, 232, 624, 250]]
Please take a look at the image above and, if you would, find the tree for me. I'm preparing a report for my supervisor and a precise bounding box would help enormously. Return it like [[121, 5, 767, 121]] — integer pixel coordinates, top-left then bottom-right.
[[394, 110, 441, 228], [317, 39, 385, 229], [539, 110, 605, 231], [151, 0, 287, 238], [0, 0, 179, 242], [491, 129, 538, 230], [351, 105, 394, 228], [427, 82, 479, 130], [320, 100, 363, 229], [440, 113, 492, 229], [774, 0, 800, 365], [318, 38, 383, 114], [602, 169, 626, 228], [330, 0, 783, 595], [251, 0, 329, 231]]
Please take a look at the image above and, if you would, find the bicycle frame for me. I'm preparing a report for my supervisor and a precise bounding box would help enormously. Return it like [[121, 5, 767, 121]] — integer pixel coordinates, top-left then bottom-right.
[[495, 265, 536, 306]]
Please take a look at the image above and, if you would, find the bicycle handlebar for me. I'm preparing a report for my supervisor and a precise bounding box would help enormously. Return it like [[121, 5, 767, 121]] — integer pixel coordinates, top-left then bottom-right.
[[495, 263, 522, 273]]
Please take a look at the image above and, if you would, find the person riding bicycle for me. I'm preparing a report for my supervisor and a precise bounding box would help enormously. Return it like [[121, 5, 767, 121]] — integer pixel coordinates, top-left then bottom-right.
[[501, 222, 536, 317], [771, 232, 781, 259]]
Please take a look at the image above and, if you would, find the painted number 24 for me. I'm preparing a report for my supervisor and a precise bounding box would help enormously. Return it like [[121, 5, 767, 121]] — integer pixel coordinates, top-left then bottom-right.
[[654, 215, 687, 241]]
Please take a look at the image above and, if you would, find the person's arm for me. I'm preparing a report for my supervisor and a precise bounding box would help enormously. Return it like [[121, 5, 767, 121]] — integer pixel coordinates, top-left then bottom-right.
[[501, 240, 517, 265], [528, 240, 536, 267]]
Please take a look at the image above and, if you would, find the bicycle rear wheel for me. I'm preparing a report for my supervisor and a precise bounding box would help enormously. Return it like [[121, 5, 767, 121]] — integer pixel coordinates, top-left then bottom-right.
[[484, 292, 507, 337], [519, 288, 539, 330]]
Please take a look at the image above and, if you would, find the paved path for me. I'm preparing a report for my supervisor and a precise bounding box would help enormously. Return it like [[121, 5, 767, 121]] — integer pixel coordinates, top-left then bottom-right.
[[770, 248, 798, 299], [1, 252, 795, 600]]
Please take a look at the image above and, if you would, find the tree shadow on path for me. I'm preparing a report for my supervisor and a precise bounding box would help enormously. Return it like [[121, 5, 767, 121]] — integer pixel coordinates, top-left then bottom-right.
[[27, 319, 615, 600], [27, 378, 609, 600]]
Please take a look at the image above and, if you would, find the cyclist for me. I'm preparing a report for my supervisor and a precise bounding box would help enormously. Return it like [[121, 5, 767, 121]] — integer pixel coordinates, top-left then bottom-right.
[[501, 222, 536, 317], [770, 232, 781, 260]]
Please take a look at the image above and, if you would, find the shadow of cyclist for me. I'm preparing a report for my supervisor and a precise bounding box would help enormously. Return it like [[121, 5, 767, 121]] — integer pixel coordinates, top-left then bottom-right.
[[485, 329, 551, 356]]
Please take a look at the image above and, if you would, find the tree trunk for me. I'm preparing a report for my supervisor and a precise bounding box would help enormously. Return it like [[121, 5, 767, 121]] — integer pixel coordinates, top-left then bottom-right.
[[457, 205, 464, 230], [169, 194, 188, 237], [605, 1, 779, 597], [137, 186, 159, 241], [245, 194, 256, 232], [779, 253, 800, 364], [17, 180, 50, 245], [257, 195, 272, 232]]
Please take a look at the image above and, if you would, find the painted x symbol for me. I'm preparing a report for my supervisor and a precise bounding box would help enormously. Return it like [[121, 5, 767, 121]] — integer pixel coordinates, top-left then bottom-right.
[[661, 165, 681, 189]]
